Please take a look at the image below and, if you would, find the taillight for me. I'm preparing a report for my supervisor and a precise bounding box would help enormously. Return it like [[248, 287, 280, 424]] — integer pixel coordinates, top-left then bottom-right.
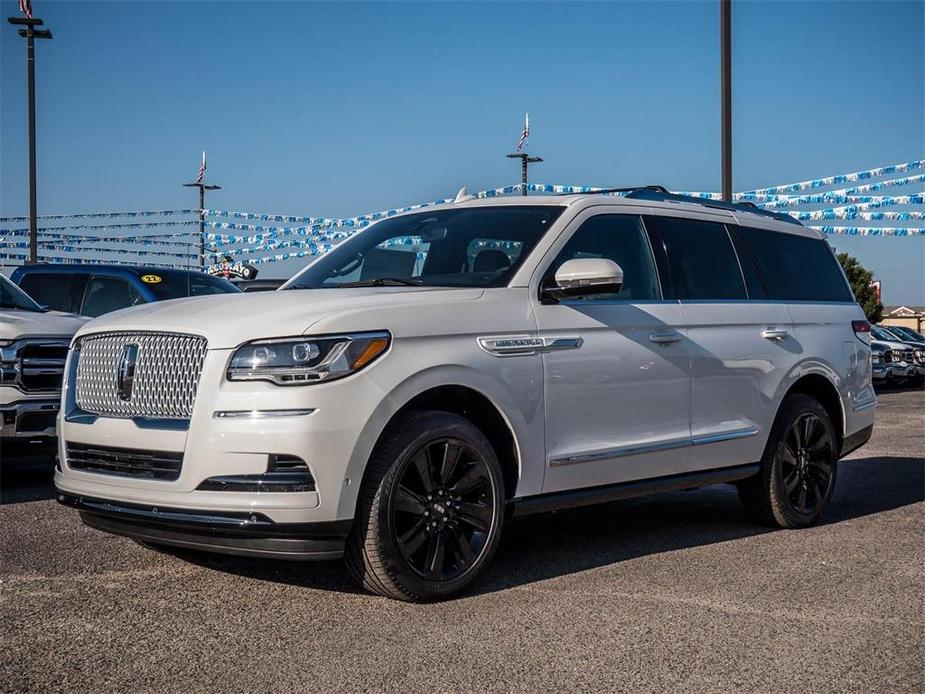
[[852, 320, 871, 344]]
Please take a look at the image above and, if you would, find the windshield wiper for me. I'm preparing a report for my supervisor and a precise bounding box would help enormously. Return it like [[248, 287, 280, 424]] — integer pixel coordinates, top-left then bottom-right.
[[336, 277, 423, 288]]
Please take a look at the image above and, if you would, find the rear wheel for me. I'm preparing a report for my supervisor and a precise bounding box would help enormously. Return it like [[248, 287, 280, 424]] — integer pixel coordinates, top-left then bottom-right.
[[738, 394, 838, 528], [345, 411, 505, 601]]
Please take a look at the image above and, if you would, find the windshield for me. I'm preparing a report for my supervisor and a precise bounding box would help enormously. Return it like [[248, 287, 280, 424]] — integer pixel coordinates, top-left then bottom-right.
[[871, 325, 902, 342], [888, 325, 925, 341], [141, 271, 242, 300], [286, 206, 564, 290], [0, 274, 44, 312]]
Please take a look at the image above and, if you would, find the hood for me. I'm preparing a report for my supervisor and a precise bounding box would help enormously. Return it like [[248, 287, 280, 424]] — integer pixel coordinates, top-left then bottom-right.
[[0, 308, 89, 341], [74, 286, 485, 349]]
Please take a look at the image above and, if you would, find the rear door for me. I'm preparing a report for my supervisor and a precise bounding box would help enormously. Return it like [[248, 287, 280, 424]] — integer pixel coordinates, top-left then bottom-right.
[[644, 212, 797, 472], [534, 209, 692, 493]]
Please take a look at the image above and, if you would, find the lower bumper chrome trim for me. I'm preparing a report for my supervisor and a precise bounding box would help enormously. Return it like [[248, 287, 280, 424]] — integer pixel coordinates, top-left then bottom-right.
[[212, 408, 316, 419], [56, 491, 350, 560]]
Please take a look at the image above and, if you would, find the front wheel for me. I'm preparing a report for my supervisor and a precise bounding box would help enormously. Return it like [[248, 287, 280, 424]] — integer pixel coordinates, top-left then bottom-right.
[[738, 394, 838, 528], [345, 411, 505, 601]]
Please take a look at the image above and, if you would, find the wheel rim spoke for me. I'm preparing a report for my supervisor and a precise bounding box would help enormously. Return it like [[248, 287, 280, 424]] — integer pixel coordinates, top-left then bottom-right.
[[797, 484, 808, 512], [456, 501, 492, 532], [802, 415, 818, 451], [450, 463, 486, 497], [439, 442, 464, 486], [791, 420, 804, 450], [423, 530, 447, 579], [811, 460, 833, 480], [448, 525, 476, 566], [783, 469, 800, 495], [393, 485, 426, 515], [413, 450, 436, 493], [398, 520, 429, 557]]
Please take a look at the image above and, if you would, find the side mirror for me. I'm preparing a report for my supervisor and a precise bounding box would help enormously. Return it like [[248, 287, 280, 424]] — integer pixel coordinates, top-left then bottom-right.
[[543, 258, 623, 302]]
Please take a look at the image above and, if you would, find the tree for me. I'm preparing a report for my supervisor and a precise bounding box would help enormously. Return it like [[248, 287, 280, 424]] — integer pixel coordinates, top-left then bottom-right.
[[836, 252, 883, 322]]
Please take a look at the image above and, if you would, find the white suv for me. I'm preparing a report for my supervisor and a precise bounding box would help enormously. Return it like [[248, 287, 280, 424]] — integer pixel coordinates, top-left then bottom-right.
[[55, 189, 876, 601]]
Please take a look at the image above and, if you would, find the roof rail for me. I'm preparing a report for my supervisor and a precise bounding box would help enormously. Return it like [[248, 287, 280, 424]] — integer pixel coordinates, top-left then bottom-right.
[[568, 185, 802, 226]]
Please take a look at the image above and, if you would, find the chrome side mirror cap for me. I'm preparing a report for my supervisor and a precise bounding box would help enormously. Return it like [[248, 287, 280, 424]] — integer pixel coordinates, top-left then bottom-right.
[[544, 258, 624, 302]]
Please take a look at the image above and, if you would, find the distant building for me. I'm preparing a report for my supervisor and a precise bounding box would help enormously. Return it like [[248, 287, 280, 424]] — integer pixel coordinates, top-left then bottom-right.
[[881, 305, 925, 332]]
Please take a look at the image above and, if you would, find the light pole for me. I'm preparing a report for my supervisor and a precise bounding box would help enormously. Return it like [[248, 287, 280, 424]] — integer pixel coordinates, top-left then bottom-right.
[[720, 0, 732, 202], [7, 14, 53, 264], [506, 152, 543, 196]]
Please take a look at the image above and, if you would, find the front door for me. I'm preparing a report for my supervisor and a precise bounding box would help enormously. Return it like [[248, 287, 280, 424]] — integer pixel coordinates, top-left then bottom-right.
[[534, 212, 692, 494]]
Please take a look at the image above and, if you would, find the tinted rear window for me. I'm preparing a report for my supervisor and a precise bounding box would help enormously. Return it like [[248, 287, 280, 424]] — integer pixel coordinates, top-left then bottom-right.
[[18, 273, 87, 313], [140, 271, 241, 300], [645, 216, 746, 300], [736, 226, 853, 302]]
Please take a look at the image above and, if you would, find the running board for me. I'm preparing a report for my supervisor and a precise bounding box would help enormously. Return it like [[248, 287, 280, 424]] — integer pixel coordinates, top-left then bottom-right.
[[510, 463, 760, 517]]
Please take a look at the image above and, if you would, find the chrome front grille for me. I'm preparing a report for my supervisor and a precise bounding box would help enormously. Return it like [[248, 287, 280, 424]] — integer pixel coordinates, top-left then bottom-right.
[[0, 339, 69, 392], [76, 331, 208, 419]]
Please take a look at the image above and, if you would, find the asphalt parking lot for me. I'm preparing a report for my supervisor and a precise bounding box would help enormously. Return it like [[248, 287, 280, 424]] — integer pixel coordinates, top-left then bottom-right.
[[2, 388, 923, 694]]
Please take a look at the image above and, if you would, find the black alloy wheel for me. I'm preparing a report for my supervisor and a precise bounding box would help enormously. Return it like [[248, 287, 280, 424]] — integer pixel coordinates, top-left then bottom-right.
[[779, 412, 835, 515], [737, 393, 839, 529], [389, 438, 497, 581], [346, 410, 505, 601]]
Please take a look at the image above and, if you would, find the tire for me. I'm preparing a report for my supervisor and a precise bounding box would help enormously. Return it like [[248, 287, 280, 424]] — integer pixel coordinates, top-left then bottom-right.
[[737, 394, 838, 529], [345, 410, 505, 601]]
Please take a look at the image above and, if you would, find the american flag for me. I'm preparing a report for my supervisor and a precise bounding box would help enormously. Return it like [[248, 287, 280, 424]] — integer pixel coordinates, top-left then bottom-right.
[[516, 113, 530, 151], [196, 151, 206, 184], [19, 0, 33, 19]]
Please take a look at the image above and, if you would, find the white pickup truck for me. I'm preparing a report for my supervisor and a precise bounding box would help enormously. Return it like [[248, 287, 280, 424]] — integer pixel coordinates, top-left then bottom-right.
[[1, 274, 87, 463]]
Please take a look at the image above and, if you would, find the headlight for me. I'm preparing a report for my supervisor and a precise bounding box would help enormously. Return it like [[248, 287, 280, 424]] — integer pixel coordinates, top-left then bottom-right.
[[227, 331, 390, 385], [915, 349, 925, 364]]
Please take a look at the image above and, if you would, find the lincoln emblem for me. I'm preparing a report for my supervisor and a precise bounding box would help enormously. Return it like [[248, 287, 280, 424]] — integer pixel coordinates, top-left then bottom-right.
[[117, 344, 139, 401]]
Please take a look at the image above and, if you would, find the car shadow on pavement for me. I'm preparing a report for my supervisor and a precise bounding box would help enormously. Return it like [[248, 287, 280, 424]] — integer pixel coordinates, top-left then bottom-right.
[[171, 454, 923, 598], [0, 464, 57, 505]]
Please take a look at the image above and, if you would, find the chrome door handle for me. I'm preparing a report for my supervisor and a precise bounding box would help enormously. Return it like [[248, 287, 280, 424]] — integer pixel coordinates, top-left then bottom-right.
[[761, 329, 789, 341], [649, 332, 681, 345]]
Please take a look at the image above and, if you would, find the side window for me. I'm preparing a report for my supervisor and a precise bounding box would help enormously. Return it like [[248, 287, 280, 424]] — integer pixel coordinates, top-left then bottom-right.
[[737, 226, 854, 302], [18, 273, 87, 313], [81, 276, 145, 317], [727, 226, 768, 300], [543, 215, 660, 301], [645, 216, 746, 300]]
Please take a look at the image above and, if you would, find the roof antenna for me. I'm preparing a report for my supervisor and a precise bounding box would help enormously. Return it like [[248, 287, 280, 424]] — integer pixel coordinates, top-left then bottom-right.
[[454, 187, 476, 204]]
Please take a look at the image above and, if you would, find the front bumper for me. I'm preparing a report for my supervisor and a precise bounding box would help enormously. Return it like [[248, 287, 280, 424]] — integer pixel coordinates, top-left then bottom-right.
[[871, 364, 891, 382], [57, 491, 351, 560], [1, 396, 59, 441]]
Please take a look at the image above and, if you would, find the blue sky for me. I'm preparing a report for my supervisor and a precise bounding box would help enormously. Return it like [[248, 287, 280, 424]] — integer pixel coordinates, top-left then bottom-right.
[[1, 1, 923, 302]]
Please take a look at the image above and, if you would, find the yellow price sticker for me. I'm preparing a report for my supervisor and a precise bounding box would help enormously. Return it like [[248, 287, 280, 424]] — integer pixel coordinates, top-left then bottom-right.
[[141, 274, 162, 284]]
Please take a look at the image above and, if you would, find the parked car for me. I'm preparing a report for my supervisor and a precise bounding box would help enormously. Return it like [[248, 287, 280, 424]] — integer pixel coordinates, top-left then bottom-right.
[[54, 189, 876, 601], [869, 341, 894, 385], [870, 325, 918, 385], [1, 274, 87, 462], [875, 324, 925, 381], [11, 264, 241, 318]]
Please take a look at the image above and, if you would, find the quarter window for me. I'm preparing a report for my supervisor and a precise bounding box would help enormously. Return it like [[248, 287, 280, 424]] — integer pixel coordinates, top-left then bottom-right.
[[543, 215, 660, 301], [736, 226, 853, 302], [645, 216, 746, 300]]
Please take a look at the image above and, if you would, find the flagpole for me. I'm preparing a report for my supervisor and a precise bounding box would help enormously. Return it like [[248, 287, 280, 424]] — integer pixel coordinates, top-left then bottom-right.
[[507, 113, 541, 195], [8, 12, 53, 264], [183, 153, 220, 269]]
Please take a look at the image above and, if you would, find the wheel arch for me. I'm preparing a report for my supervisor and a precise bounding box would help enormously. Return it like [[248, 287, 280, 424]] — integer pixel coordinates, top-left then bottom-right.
[[335, 365, 533, 519], [781, 372, 846, 454]]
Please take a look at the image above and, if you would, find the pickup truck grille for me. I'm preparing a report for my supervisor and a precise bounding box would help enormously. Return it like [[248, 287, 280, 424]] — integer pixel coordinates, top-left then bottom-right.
[[0, 340, 69, 392], [882, 349, 893, 364], [67, 442, 183, 480], [76, 331, 208, 419], [901, 348, 915, 364]]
